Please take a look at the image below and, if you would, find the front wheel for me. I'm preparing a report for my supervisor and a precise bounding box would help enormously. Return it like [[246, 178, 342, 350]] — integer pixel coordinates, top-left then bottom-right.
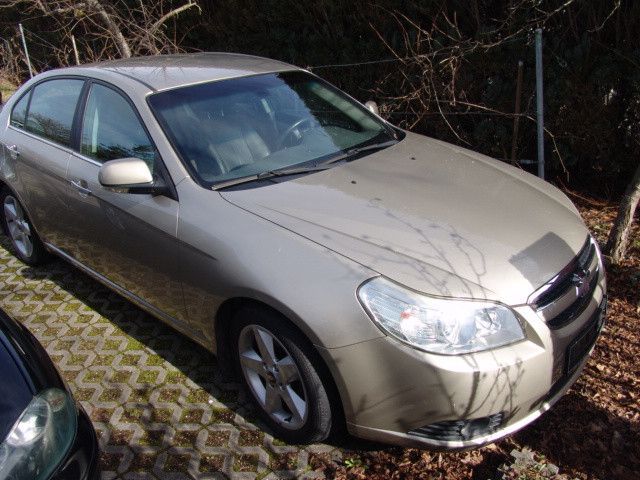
[[1, 190, 48, 265], [232, 306, 333, 444]]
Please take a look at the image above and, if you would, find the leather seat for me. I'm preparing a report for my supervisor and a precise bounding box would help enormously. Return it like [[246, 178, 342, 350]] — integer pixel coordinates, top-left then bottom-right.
[[200, 117, 270, 176], [225, 99, 279, 151]]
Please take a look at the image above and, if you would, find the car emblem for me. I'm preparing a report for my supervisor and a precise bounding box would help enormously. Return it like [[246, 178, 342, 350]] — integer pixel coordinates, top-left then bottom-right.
[[572, 269, 590, 298]]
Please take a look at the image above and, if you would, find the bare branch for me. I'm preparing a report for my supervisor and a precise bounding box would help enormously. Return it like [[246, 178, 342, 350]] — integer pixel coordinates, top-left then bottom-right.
[[147, 1, 200, 39], [84, 0, 130, 58]]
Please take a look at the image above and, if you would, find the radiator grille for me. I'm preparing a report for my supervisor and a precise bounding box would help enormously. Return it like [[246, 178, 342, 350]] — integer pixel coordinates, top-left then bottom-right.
[[529, 237, 599, 329]]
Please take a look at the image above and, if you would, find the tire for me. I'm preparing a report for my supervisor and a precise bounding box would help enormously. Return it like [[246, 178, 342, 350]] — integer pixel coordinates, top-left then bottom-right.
[[232, 306, 333, 444], [1, 189, 49, 265]]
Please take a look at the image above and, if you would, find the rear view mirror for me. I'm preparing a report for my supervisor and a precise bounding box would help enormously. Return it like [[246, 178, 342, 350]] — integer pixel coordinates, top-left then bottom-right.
[[98, 157, 162, 194], [364, 101, 380, 116]]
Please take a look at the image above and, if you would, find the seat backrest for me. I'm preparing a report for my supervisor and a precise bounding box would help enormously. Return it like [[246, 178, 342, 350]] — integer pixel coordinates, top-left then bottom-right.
[[225, 99, 278, 151], [200, 117, 270, 175]]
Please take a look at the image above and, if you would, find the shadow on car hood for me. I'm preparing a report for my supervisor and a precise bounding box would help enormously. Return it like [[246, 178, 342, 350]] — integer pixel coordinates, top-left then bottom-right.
[[222, 132, 589, 305]]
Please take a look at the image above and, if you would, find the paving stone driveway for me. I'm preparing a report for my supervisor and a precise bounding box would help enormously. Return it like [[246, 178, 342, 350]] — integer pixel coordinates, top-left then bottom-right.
[[0, 237, 346, 479]]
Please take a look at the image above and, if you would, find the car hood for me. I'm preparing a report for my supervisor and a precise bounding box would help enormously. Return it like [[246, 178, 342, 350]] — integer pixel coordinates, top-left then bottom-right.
[[221, 132, 589, 305]]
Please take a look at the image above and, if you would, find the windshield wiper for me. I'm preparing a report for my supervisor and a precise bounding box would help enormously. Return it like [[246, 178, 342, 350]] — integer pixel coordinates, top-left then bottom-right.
[[256, 164, 331, 179], [323, 139, 399, 165], [212, 164, 330, 190], [212, 141, 397, 190]]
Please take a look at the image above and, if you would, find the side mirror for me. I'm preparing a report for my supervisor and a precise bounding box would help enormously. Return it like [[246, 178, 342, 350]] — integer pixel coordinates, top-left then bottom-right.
[[364, 100, 380, 116], [98, 157, 163, 195]]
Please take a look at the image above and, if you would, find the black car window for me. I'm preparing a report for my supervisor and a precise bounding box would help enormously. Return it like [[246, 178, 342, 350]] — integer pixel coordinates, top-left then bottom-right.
[[25, 79, 84, 147], [80, 83, 155, 168], [9, 91, 30, 129]]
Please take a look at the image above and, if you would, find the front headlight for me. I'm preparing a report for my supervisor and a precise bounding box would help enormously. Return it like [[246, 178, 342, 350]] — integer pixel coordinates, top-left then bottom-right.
[[0, 388, 77, 480], [358, 277, 525, 354]]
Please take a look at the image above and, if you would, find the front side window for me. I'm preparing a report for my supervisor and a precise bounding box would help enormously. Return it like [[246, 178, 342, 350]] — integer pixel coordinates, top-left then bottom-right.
[[10, 91, 30, 129], [148, 71, 395, 187], [80, 83, 155, 167], [26, 79, 84, 146]]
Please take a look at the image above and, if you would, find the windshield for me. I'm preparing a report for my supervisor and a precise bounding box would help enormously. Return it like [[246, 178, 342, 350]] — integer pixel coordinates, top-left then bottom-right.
[[148, 71, 396, 187]]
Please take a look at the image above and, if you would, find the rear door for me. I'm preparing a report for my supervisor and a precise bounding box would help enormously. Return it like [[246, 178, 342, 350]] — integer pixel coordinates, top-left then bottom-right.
[[2, 78, 84, 248], [64, 81, 189, 328]]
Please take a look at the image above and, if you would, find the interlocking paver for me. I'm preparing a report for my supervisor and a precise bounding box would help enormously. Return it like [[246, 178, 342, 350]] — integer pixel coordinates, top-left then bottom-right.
[[0, 237, 346, 479]]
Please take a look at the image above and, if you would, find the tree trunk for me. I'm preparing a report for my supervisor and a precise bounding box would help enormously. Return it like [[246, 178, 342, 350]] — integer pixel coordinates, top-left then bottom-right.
[[85, 0, 131, 58], [605, 161, 640, 264]]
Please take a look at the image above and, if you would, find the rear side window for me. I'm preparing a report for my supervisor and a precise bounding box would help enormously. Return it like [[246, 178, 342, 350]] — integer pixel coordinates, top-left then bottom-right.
[[10, 92, 30, 129], [26, 79, 84, 147], [80, 83, 155, 166]]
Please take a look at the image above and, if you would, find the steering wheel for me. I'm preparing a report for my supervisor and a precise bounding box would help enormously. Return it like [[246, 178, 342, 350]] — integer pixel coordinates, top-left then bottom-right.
[[277, 117, 315, 148]]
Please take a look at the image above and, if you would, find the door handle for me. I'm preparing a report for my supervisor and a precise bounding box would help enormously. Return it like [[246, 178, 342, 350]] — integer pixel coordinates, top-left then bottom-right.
[[6, 144, 19, 160], [70, 179, 92, 196]]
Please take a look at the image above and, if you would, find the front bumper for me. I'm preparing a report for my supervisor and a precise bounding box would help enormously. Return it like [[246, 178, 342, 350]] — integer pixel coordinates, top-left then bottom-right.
[[319, 274, 606, 450]]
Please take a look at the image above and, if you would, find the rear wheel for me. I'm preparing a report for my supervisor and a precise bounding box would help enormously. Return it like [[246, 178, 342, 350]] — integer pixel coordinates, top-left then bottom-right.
[[1, 190, 48, 265], [232, 306, 333, 444]]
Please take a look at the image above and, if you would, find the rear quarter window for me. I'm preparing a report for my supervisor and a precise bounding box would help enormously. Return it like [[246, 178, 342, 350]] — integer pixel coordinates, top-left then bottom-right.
[[25, 78, 84, 147]]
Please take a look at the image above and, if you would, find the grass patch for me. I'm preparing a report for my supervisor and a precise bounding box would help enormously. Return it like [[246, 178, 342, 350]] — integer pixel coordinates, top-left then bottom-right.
[[0, 76, 17, 103]]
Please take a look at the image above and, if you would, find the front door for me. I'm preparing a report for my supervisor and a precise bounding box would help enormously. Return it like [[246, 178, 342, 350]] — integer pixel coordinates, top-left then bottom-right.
[[64, 82, 189, 329]]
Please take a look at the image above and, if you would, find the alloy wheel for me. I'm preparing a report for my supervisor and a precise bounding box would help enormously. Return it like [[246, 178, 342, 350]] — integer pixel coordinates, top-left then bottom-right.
[[238, 324, 308, 430], [3, 195, 33, 258]]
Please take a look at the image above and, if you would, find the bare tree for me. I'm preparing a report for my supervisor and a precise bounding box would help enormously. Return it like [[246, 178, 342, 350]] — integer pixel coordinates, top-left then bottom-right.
[[0, 37, 23, 85], [84, 0, 132, 58], [368, 3, 575, 171], [605, 162, 640, 264], [1, 0, 200, 69]]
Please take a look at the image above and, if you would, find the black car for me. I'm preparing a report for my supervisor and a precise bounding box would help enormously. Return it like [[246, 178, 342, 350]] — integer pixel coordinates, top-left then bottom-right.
[[0, 308, 99, 479]]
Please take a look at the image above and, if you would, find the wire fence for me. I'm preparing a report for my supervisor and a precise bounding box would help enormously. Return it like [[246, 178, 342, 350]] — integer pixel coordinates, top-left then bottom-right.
[[1, 24, 546, 171]]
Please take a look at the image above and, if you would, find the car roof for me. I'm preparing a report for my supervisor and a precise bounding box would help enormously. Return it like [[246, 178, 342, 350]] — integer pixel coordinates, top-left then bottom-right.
[[64, 52, 301, 92]]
